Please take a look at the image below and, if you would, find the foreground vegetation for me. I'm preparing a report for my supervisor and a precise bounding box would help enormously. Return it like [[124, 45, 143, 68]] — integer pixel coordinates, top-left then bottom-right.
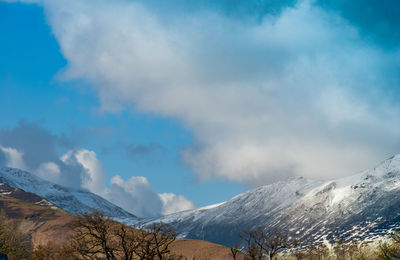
[[231, 227, 400, 260], [1, 211, 400, 259], [33, 212, 180, 260], [1, 212, 180, 260]]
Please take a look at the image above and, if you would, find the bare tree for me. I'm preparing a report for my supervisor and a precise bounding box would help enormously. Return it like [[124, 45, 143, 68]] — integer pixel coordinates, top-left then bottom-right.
[[33, 242, 77, 260], [0, 213, 32, 260], [377, 241, 395, 260], [333, 238, 347, 260], [230, 243, 241, 260], [377, 229, 400, 259], [113, 224, 142, 260], [240, 230, 262, 259], [239, 227, 296, 259], [292, 249, 306, 260], [69, 212, 119, 259], [135, 223, 176, 260], [67, 213, 177, 260], [303, 242, 328, 260]]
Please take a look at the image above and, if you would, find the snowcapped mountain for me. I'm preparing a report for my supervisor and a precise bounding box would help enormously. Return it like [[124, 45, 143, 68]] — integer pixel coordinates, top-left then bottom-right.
[[0, 167, 137, 222], [148, 154, 400, 247], [3, 155, 400, 248]]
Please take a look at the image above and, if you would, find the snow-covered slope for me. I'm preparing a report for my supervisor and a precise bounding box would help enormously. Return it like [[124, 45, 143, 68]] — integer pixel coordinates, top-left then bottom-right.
[[148, 154, 400, 247], [0, 167, 137, 222]]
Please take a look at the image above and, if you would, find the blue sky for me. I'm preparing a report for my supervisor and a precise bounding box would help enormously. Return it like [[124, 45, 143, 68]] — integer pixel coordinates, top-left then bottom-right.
[[0, 2, 247, 213], [0, 0, 399, 217]]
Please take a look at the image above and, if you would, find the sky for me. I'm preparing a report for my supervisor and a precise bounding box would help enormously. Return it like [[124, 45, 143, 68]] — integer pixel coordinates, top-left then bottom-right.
[[0, 0, 399, 218]]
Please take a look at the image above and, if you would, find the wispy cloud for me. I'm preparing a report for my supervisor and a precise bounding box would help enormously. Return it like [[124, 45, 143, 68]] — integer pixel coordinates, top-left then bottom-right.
[[125, 143, 164, 161]]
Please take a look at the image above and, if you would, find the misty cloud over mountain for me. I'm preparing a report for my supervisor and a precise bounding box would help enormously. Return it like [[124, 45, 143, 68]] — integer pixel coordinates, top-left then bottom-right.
[[0, 122, 194, 217]]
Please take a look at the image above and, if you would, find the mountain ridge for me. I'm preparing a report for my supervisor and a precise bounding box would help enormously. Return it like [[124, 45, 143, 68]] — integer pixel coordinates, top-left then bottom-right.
[[147, 154, 400, 247], [2, 154, 400, 249], [0, 167, 137, 222]]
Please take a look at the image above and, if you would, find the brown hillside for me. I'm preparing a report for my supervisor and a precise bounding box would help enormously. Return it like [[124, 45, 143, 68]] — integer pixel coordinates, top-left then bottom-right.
[[170, 238, 241, 260], [0, 189, 237, 259], [0, 194, 75, 246]]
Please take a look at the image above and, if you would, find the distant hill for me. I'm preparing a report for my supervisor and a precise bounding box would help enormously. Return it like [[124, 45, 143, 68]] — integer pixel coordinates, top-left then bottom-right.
[[148, 154, 400, 247], [5, 154, 400, 253], [0, 180, 235, 259], [0, 167, 137, 222], [0, 189, 75, 247]]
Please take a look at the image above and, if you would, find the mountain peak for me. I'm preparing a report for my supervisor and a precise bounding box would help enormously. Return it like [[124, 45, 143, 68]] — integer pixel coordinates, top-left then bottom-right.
[[149, 155, 400, 247], [0, 167, 137, 222]]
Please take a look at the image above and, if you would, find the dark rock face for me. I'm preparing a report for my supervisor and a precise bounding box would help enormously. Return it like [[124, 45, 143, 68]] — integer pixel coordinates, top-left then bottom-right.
[[0, 182, 56, 208]]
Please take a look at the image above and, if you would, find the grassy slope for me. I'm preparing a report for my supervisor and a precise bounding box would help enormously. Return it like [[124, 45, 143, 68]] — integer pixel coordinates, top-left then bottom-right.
[[0, 194, 76, 246], [171, 238, 238, 259], [0, 193, 236, 259]]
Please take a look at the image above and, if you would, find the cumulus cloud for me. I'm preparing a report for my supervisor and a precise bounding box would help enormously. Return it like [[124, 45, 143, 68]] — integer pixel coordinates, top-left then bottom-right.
[[0, 123, 194, 217], [159, 193, 195, 215], [58, 149, 193, 217], [106, 175, 163, 217], [0, 146, 27, 170], [0, 121, 85, 188], [63, 149, 107, 196], [35, 161, 61, 184], [20, 0, 399, 185]]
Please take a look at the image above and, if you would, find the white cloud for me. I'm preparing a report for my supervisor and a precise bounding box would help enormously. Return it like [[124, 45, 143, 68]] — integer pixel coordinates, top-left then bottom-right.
[[0, 143, 193, 217], [159, 193, 195, 215], [60, 150, 193, 217], [0, 121, 194, 217], [35, 161, 61, 183], [72, 149, 107, 196], [105, 175, 195, 217], [105, 175, 163, 218], [0, 145, 28, 171], [28, 0, 400, 185]]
